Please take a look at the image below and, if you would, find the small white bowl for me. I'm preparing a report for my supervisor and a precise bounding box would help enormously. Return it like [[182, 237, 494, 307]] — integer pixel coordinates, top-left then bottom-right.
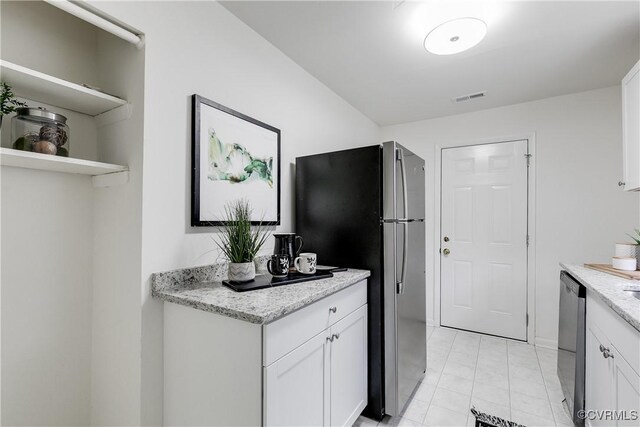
[[612, 256, 637, 271]]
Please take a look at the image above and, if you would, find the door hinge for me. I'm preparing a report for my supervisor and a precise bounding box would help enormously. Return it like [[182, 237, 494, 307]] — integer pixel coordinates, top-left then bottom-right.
[[526, 235, 530, 247], [525, 153, 532, 167]]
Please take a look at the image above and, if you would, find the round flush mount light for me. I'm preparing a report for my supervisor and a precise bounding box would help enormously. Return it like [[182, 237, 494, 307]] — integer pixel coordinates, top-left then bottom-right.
[[424, 17, 487, 55]]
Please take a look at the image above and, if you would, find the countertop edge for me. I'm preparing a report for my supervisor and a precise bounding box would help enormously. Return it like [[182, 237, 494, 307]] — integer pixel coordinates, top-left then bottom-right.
[[153, 270, 371, 325], [560, 263, 640, 332]]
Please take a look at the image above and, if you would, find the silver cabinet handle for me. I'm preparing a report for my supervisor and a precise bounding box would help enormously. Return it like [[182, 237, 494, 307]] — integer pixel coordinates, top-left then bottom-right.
[[599, 344, 614, 359], [619, 181, 626, 187], [329, 306, 337, 313]]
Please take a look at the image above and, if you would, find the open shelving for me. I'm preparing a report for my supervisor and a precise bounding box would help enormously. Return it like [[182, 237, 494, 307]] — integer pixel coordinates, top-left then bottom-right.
[[1, 60, 127, 116], [1, 59, 131, 179], [0, 148, 128, 176]]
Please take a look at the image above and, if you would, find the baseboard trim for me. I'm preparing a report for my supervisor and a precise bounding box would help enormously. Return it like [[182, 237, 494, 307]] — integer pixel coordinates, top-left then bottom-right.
[[534, 337, 558, 350]]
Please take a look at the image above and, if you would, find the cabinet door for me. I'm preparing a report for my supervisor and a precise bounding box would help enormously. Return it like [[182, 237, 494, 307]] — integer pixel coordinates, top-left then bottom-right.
[[330, 305, 368, 427], [264, 330, 330, 426], [586, 322, 614, 427], [612, 346, 640, 427], [622, 60, 640, 191]]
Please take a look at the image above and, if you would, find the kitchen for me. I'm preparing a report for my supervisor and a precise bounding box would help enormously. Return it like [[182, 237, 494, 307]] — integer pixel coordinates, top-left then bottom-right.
[[0, 1, 639, 427]]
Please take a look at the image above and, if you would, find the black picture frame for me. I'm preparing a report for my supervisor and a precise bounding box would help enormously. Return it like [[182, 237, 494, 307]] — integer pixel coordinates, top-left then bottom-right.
[[191, 94, 281, 226]]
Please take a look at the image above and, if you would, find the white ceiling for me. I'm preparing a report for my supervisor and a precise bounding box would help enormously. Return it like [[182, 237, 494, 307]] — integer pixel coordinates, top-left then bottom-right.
[[221, 1, 640, 126]]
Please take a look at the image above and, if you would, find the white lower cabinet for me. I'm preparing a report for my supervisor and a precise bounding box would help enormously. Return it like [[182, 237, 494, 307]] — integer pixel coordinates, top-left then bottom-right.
[[264, 304, 368, 427], [330, 306, 368, 427], [586, 322, 616, 427], [163, 279, 368, 426], [585, 293, 640, 427], [264, 330, 330, 426]]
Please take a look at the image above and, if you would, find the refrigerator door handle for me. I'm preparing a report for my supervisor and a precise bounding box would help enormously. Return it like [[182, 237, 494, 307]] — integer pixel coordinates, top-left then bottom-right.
[[397, 147, 409, 294], [381, 218, 424, 223]]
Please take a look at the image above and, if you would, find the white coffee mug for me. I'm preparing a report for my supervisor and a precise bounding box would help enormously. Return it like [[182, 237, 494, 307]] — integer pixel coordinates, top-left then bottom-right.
[[295, 252, 317, 275]]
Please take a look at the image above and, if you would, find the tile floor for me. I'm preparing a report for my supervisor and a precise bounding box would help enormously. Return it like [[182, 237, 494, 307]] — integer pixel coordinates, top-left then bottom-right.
[[354, 326, 573, 427]]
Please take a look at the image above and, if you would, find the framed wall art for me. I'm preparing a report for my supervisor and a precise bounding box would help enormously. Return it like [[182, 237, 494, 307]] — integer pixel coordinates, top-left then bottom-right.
[[191, 94, 281, 226]]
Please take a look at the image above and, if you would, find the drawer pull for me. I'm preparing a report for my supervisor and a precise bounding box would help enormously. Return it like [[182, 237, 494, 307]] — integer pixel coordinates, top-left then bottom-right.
[[599, 344, 614, 359], [329, 306, 337, 313]]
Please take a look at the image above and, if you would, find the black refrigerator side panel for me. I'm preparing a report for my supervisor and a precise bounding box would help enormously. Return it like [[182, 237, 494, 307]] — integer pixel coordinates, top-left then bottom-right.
[[296, 145, 385, 420]]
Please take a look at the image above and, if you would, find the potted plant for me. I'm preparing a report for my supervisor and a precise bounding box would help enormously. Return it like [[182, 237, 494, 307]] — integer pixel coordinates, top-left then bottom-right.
[[626, 228, 640, 266], [216, 199, 270, 282], [0, 82, 27, 129]]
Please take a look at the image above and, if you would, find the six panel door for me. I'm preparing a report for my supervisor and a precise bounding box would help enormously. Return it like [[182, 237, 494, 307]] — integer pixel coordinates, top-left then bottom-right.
[[440, 140, 528, 340]]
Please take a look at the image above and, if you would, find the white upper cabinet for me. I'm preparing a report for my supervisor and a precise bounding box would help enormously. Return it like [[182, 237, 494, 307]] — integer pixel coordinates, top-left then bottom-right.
[[622, 60, 640, 191]]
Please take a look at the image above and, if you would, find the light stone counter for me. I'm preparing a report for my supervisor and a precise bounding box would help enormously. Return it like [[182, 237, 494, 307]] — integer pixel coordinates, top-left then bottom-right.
[[561, 263, 640, 332], [152, 259, 370, 324]]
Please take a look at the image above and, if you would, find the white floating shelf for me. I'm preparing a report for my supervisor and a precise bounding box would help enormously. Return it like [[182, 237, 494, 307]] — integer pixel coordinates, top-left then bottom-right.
[[1, 148, 128, 176], [1, 60, 128, 116]]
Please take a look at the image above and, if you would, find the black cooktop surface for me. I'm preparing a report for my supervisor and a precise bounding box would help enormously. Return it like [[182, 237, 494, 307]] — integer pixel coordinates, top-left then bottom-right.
[[222, 269, 335, 292]]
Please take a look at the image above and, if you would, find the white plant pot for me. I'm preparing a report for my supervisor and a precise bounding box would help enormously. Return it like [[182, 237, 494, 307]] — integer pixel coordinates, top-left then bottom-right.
[[228, 261, 256, 282]]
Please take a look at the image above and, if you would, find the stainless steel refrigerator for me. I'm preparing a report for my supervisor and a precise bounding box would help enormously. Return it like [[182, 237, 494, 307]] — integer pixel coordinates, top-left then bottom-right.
[[296, 141, 426, 419]]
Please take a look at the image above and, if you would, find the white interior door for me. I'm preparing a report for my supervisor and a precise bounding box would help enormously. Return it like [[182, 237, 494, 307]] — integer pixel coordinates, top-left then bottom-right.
[[440, 140, 528, 340]]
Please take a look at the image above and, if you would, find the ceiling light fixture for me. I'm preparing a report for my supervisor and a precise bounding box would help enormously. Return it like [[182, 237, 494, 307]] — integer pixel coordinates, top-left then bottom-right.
[[424, 17, 487, 55]]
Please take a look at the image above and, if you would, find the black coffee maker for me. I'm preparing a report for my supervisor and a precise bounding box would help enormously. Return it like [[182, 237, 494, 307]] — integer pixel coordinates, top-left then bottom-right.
[[273, 233, 303, 270]]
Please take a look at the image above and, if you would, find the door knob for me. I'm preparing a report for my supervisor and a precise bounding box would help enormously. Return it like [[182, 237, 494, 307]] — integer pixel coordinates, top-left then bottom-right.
[[443, 248, 450, 256], [443, 236, 450, 242]]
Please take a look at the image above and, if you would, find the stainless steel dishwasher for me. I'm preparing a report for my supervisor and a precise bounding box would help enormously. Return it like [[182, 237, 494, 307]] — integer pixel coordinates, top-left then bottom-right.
[[558, 270, 586, 427]]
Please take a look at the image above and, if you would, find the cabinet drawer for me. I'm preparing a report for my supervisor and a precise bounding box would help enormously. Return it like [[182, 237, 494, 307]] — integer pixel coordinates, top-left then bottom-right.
[[587, 293, 640, 375], [263, 280, 367, 366]]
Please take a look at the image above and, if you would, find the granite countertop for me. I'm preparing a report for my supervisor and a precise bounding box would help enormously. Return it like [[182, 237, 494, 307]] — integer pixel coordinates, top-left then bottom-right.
[[152, 260, 370, 324], [561, 263, 640, 332]]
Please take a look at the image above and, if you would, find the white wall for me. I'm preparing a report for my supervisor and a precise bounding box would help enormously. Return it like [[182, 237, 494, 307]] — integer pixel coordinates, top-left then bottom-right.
[[90, 33, 145, 426], [1, 168, 93, 426], [89, 1, 380, 424], [381, 86, 639, 346]]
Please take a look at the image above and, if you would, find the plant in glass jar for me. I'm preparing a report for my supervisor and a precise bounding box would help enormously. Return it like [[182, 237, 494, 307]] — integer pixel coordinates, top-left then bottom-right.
[[0, 82, 27, 128], [215, 199, 270, 282]]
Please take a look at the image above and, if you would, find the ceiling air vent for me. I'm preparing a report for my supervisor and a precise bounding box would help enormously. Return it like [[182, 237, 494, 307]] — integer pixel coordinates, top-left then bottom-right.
[[453, 91, 487, 103]]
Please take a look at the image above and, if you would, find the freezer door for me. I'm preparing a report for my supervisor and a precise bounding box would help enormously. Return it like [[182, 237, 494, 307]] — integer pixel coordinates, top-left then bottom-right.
[[383, 142, 426, 416]]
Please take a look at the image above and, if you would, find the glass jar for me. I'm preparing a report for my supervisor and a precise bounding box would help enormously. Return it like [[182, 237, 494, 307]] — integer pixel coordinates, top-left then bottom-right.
[[11, 107, 70, 157]]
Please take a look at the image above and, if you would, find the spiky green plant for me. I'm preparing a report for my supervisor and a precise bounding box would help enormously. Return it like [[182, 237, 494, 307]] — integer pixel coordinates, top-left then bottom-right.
[[215, 199, 269, 263], [627, 228, 640, 245], [1, 82, 27, 117]]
